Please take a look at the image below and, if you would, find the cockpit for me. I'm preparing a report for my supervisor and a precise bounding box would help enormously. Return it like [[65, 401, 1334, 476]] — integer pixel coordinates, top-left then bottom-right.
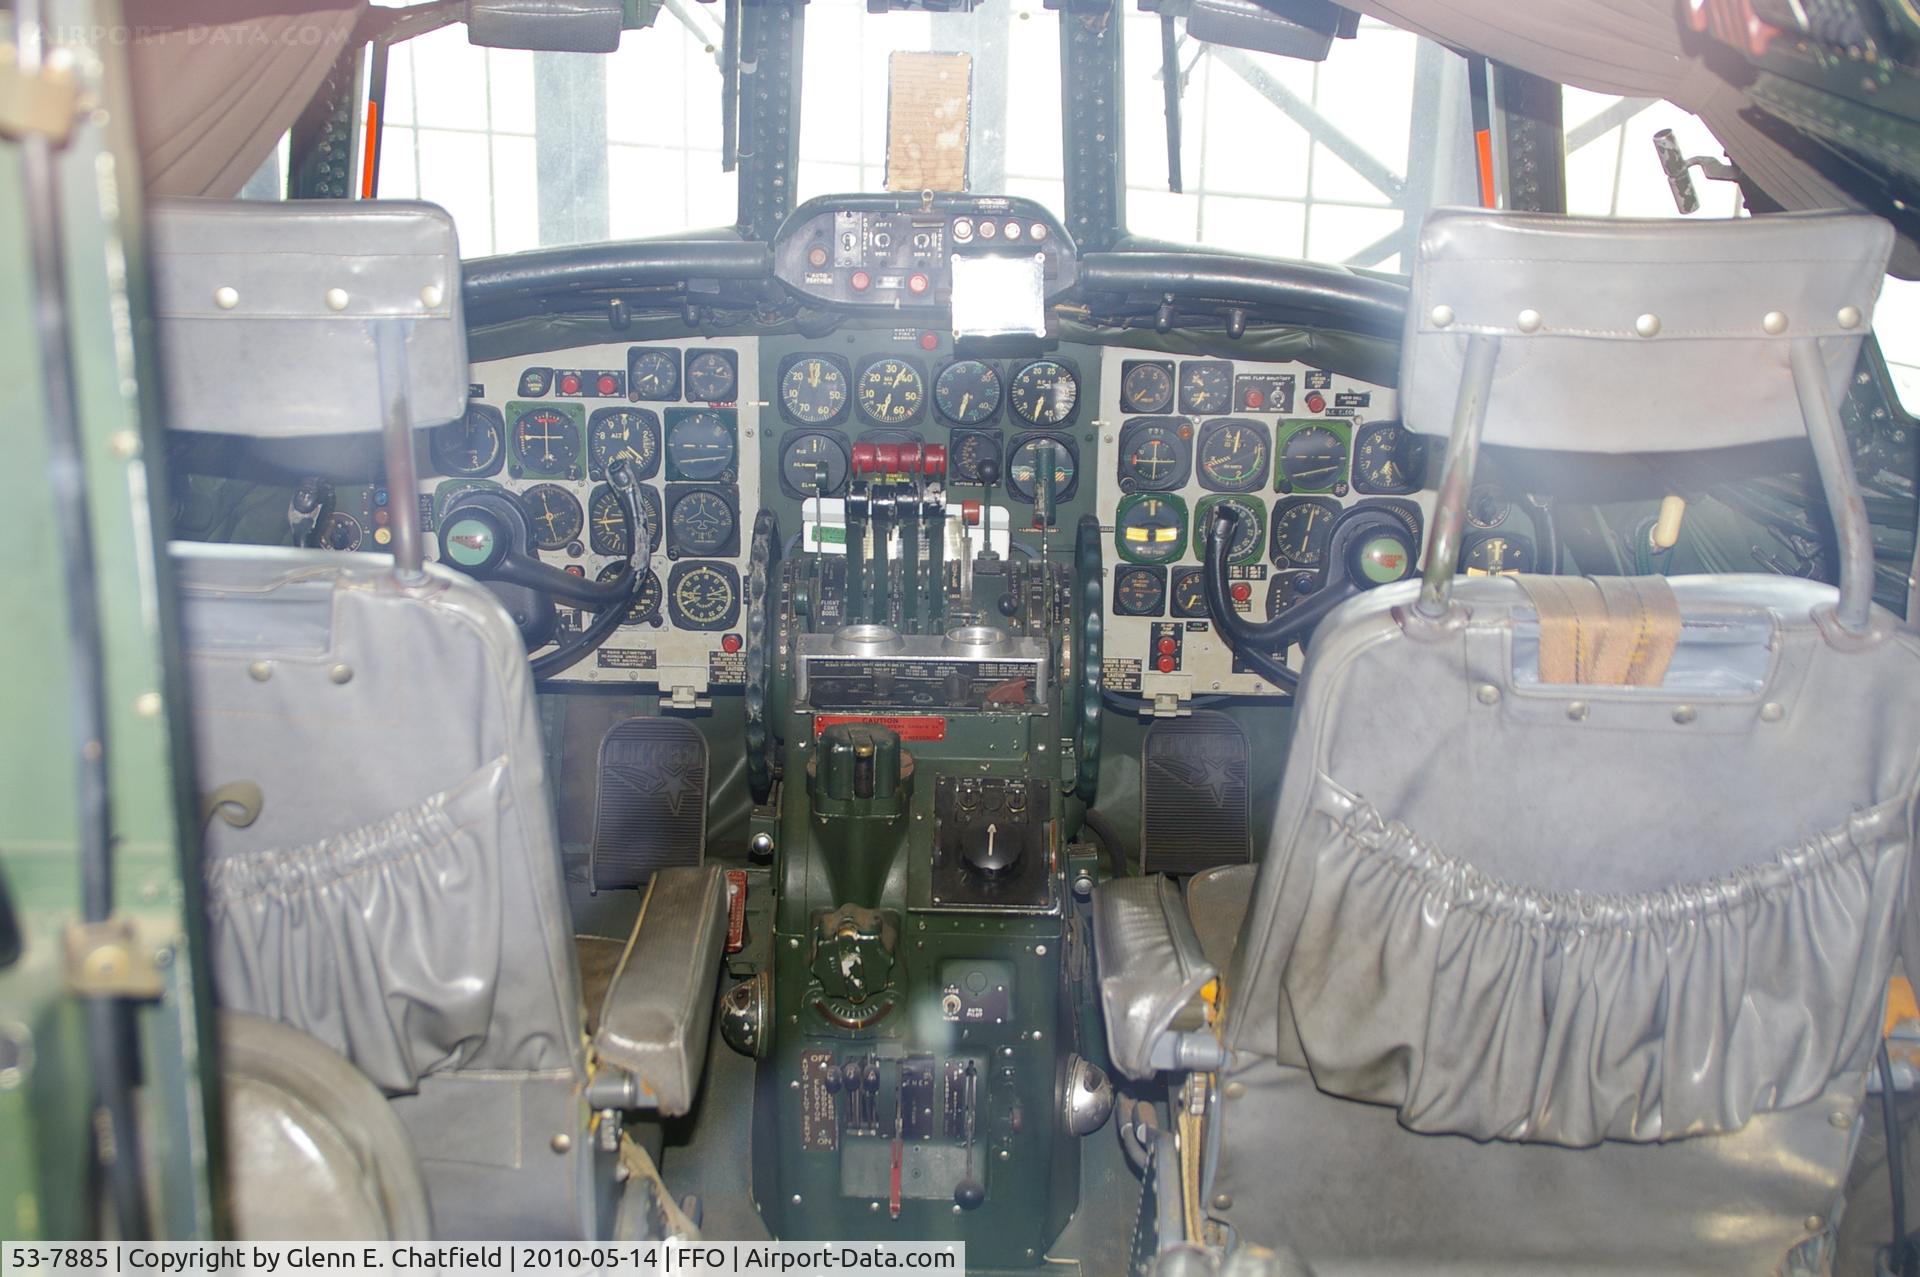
[[11, 1, 1920, 1273]]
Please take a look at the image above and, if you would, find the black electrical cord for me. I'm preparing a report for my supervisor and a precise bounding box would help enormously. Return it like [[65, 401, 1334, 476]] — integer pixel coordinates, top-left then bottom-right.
[[1081, 807, 1132, 879], [1882, 1041, 1917, 1277], [531, 591, 641, 681], [19, 0, 150, 1237]]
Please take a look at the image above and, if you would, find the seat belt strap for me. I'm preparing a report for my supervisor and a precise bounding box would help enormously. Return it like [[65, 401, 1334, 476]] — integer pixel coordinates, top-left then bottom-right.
[[1517, 575, 1681, 687]]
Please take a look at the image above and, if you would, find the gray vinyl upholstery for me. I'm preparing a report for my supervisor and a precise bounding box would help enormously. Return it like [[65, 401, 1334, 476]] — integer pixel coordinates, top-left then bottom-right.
[[1094, 876, 1219, 1080], [1093, 209, 1920, 1276], [467, 0, 624, 52], [149, 199, 467, 435], [1402, 208, 1889, 452], [594, 866, 729, 1117], [159, 199, 717, 1240]]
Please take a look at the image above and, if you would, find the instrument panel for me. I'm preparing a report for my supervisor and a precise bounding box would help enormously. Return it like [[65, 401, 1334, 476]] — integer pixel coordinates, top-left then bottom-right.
[[1096, 348, 1431, 701], [423, 337, 762, 696]]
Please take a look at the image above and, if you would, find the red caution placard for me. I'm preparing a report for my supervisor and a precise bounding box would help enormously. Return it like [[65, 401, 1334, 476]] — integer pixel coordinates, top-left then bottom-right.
[[813, 714, 948, 741]]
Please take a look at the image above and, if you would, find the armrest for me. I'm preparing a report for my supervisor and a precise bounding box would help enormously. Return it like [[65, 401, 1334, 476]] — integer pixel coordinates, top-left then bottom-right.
[[1093, 875, 1223, 1081], [590, 866, 727, 1116]]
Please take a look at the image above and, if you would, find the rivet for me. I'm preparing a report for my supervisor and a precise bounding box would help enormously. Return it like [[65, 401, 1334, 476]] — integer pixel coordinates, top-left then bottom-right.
[[792, 1194, 804, 1205], [134, 691, 163, 718], [1672, 705, 1697, 724], [1634, 313, 1661, 338], [1763, 310, 1789, 336], [1829, 1108, 1853, 1128], [421, 283, 445, 308], [1804, 1214, 1824, 1232], [952, 1204, 963, 1215], [870, 1201, 881, 1212], [328, 664, 353, 684], [1516, 308, 1543, 333], [1429, 304, 1455, 328], [789, 937, 800, 949], [248, 661, 273, 682], [1212, 1193, 1234, 1211], [1223, 1081, 1246, 1101], [1034, 944, 1047, 956], [550, 1133, 571, 1153], [1760, 702, 1784, 723], [109, 430, 140, 458], [1837, 305, 1863, 330], [999, 1148, 1011, 1161], [1475, 683, 1501, 705], [324, 287, 350, 312], [214, 286, 239, 310], [1566, 701, 1590, 722]]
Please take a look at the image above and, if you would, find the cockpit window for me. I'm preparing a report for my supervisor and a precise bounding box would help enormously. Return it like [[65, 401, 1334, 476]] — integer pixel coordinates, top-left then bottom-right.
[[797, 0, 1065, 215], [376, 17, 734, 254], [1123, 17, 1472, 270]]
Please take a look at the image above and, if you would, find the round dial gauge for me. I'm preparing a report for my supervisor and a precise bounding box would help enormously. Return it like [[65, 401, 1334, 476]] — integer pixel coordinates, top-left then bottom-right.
[[588, 407, 660, 480], [1279, 424, 1349, 493], [1009, 360, 1079, 427], [664, 411, 736, 481], [319, 511, 363, 552], [1195, 419, 1270, 493], [512, 407, 579, 474], [668, 488, 737, 557], [1468, 483, 1510, 530], [1179, 361, 1233, 415], [627, 348, 680, 401], [1005, 435, 1079, 502], [779, 431, 850, 498], [1115, 495, 1189, 564], [588, 483, 662, 556], [934, 360, 1003, 425], [1169, 566, 1209, 618], [949, 429, 1003, 484], [780, 356, 850, 426], [1116, 418, 1192, 491], [1463, 533, 1533, 575], [596, 563, 663, 625], [520, 483, 584, 551], [1196, 496, 1266, 565], [1120, 362, 1175, 415], [1352, 422, 1424, 495], [668, 562, 740, 631], [1271, 498, 1338, 568], [685, 350, 738, 403], [1113, 565, 1167, 617], [431, 405, 505, 478], [857, 358, 925, 425]]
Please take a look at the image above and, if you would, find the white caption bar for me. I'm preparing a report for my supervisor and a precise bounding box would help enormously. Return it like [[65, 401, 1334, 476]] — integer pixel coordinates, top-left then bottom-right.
[[1, 1244, 965, 1277]]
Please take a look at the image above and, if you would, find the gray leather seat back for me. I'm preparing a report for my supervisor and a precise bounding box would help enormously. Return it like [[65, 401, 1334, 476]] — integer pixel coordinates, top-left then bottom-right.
[[1207, 209, 1920, 1274], [156, 200, 610, 1238]]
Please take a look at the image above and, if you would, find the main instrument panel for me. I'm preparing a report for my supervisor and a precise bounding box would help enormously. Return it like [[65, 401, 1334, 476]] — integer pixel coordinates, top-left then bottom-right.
[[420, 327, 1423, 707], [1094, 348, 1431, 702], [421, 337, 762, 700]]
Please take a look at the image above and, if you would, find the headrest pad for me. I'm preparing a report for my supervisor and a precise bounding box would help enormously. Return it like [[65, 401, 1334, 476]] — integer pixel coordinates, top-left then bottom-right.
[[150, 199, 467, 437], [1401, 208, 1893, 453]]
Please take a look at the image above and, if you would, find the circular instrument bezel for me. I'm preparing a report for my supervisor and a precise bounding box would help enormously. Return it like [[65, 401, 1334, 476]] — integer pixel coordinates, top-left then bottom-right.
[[596, 562, 664, 625], [1269, 495, 1341, 569], [1114, 492, 1190, 565], [933, 359, 1004, 425], [1276, 420, 1352, 495], [684, 349, 739, 404], [1194, 418, 1271, 494], [777, 353, 852, 427], [855, 355, 928, 426], [431, 404, 506, 478], [1119, 359, 1176, 415], [663, 409, 738, 482], [1112, 564, 1168, 617], [1004, 431, 1080, 503], [587, 406, 662, 481], [626, 347, 682, 402], [667, 561, 742, 631], [1115, 416, 1193, 492], [520, 483, 584, 551], [1194, 495, 1267, 566], [1178, 360, 1234, 415], [1008, 359, 1081, 428], [587, 482, 662, 556], [778, 430, 852, 499], [510, 405, 581, 478], [1351, 420, 1425, 496], [666, 485, 740, 558]]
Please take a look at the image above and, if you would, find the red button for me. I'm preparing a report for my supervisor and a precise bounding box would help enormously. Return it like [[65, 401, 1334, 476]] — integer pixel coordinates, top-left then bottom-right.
[[850, 270, 871, 292], [1244, 389, 1265, 410], [1230, 582, 1251, 603], [564, 564, 585, 577], [875, 443, 901, 473], [721, 634, 743, 653], [962, 499, 982, 526], [807, 245, 829, 268], [1157, 637, 1177, 655], [907, 273, 930, 295], [596, 373, 619, 396], [919, 331, 939, 351], [373, 508, 391, 527], [898, 443, 923, 474], [852, 442, 879, 474], [922, 444, 947, 477], [558, 373, 581, 395], [1156, 655, 1177, 673], [1306, 391, 1326, 413]]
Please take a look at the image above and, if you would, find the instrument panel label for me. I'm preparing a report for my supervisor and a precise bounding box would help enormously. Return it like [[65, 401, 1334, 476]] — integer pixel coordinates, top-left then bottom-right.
[[709, 650, 747, 687], [596, 648, 658, 670], [799, 1049, 839, 1152], [1103, 657, 1143, 693], [814, 714, 948, 741]]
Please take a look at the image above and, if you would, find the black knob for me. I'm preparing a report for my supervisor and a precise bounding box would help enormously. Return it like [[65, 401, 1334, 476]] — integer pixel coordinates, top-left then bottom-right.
[[976, 457, 1001, 488], [962, 818, 1021, 877], [824, 1069, 843, 1095], [953, 1177, 985, 1210], [997, 592, 1020, 618]]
